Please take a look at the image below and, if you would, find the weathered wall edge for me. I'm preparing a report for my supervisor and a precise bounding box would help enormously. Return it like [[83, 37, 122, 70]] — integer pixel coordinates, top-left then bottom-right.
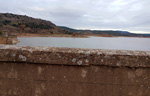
[[0, 45, 150, 68]]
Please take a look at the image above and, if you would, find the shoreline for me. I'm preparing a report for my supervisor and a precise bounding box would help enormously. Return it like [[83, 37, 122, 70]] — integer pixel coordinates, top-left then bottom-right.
[[16, 33, 150, 38], [17, 33, 88, 38]]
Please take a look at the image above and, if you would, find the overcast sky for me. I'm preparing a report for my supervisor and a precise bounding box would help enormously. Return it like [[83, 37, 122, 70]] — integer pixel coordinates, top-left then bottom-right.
[[0, 0, 150, 33]]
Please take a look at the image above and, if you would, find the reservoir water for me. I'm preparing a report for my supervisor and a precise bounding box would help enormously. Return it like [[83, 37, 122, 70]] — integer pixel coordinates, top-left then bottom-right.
[[16, 37, 150, 51]]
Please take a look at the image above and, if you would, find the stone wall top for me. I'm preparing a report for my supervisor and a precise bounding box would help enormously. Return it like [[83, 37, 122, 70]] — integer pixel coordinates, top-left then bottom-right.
[[0, 45, 150, 68]]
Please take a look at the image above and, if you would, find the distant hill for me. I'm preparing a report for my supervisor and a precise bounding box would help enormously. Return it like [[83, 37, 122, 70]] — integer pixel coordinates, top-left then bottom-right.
[[0, 13, 72, 35], [59, 26, 150, 37], [0, 13, 150, 37]]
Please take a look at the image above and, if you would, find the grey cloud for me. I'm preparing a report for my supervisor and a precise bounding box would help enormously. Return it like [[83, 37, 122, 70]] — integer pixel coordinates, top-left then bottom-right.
[[0, 0, 150, 33]]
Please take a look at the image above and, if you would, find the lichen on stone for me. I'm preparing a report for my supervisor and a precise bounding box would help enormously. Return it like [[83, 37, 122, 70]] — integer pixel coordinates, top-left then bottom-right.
[[77, 60, 82, 65], [19, 55, 27, 61], [72, 58, 76, 63]]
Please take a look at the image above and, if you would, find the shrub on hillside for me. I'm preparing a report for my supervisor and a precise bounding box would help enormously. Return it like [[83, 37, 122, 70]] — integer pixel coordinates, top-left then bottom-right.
[[25, 23, 54, 29], [12, 24, 18, 27], [2, 20, 11, 25], [0, 30, 2, 36]]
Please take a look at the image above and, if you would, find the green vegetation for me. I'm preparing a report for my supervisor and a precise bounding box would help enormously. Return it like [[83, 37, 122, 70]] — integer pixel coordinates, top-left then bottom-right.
[[0, 31, 2, 35], [12, 24, 18, 27], [2, 20, 11, 25], [2, 20, 55, 30], [25, 23, 54, 29]]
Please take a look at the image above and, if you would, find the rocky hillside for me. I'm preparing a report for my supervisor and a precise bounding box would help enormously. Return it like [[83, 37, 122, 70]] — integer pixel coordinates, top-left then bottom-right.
[[0, 13, 72, 35]]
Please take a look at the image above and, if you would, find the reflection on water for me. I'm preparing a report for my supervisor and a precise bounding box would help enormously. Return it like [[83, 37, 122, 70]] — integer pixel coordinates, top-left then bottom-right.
[[16, 37, 150, 51]]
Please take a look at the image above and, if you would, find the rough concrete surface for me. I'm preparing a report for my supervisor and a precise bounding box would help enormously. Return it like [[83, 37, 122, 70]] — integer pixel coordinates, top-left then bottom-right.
[[0, 37, 18, 44], [0, 45, 150, 96], [0, 37, 7, 44]]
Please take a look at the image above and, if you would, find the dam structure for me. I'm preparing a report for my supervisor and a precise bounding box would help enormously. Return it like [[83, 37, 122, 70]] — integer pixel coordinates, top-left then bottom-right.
[[0, 45, 150, 96], [0, 32, 18, 44]]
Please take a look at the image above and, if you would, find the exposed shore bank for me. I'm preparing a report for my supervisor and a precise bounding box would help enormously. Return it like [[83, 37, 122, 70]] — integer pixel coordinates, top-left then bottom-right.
[[17, 33, 150, 38]]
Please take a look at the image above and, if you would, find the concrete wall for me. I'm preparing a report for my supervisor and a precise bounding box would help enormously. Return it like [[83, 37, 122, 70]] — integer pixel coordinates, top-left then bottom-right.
[[0, 36, 18, 44], [0, 45, 150, 96]]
